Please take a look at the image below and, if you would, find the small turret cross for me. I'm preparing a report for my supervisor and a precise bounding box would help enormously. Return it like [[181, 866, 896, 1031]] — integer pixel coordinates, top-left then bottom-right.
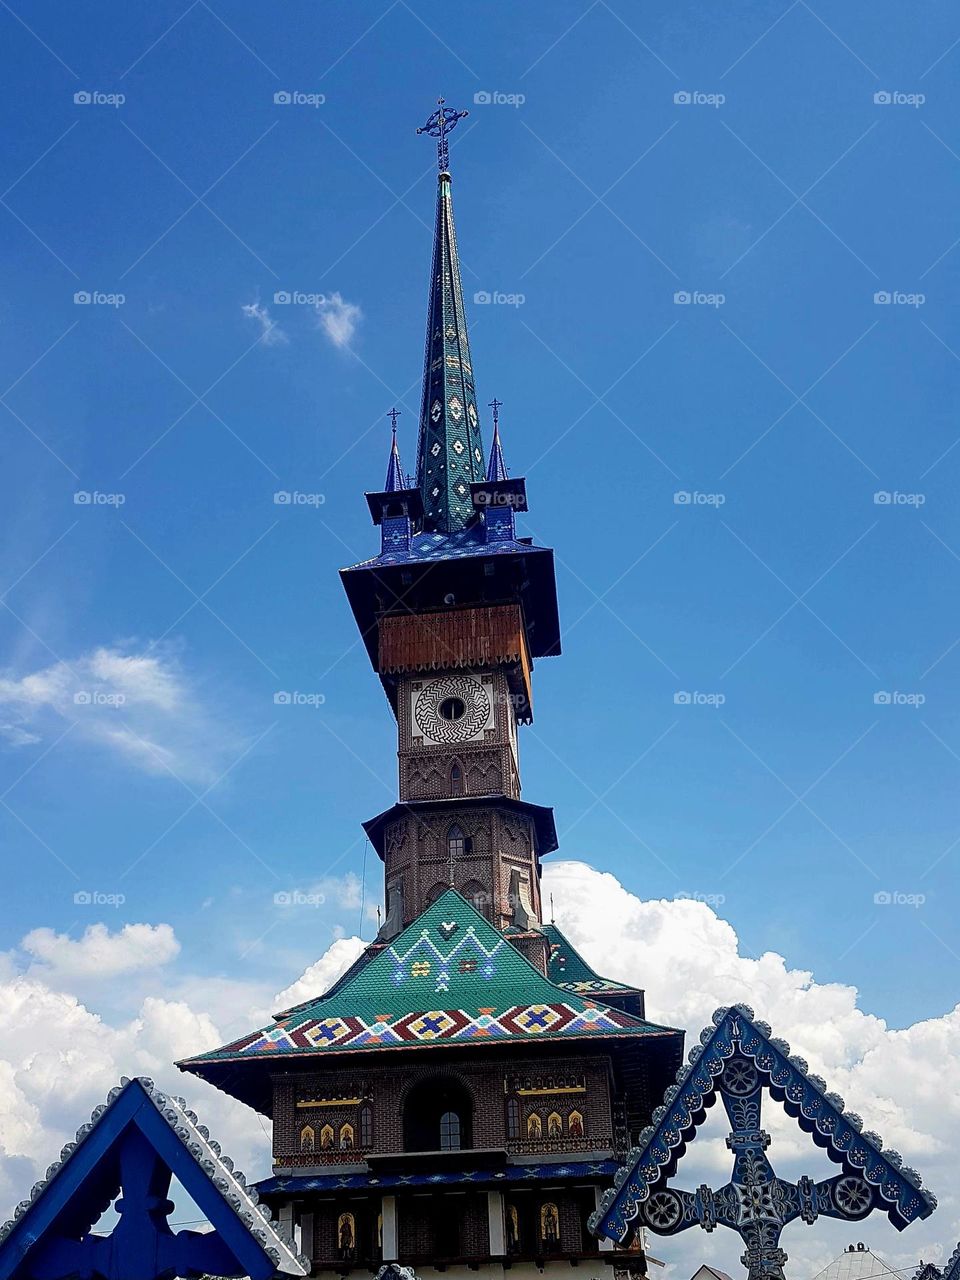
[[417, 97, 469, 173], [488, 397, 502, 431], [387, 406, 401, 432]]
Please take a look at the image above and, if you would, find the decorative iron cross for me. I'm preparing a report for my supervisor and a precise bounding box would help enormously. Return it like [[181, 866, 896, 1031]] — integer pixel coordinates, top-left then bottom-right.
[[417, 97, 468, 172], [488, 397, 502, 430], [388, 407, 401, 432]]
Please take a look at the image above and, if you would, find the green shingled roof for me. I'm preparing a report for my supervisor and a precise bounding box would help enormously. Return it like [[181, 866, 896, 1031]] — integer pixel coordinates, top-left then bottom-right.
[[181, 891, 673, 1063], [541, 923, 640, 994]]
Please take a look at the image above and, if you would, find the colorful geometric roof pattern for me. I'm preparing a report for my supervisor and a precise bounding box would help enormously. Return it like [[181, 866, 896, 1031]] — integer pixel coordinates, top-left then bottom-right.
[[415, 172, 486, 533], [541, 922, 640, 995], [181, 891, 677, 1066], [0, 1077, 308, 1280], [257, 1159, 619, 1197]]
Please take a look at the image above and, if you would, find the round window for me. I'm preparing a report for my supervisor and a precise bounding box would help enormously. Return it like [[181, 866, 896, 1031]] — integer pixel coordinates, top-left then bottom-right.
[[438, 696, 467, 721]]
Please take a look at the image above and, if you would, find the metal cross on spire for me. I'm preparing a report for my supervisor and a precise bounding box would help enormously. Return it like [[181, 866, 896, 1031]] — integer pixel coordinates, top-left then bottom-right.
[[387, 407, 401, 432], [416, 96, 469, 173], [488, 396, 502, 430]]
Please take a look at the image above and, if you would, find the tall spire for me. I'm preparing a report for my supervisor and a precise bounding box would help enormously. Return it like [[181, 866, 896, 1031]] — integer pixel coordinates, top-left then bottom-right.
[[486, 396, 508, 482], [415, 98, 485, 533], [384, 408, 404, 491]]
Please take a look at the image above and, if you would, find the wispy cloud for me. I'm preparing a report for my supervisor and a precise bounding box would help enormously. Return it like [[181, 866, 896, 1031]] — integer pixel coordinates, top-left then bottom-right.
[[315, 292, 361, 349], [0, 645, 244, 785], [241, 300, 287, 346]]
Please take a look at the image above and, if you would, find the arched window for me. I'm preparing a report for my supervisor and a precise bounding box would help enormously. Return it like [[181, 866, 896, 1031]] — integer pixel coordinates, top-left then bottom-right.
[[540, 1202, 560, 1248], [426, 882, 447, 904], [449, 761, 464, 795], [506, 1096, 521, 1141], [320, 1123, 334, 1150], [300, 1124, 315, 1153], [337, 1212, 356, 1260], [404, 1078, 473, 1152], [447, 824, 466, 860], [339, 1123, 354, 1150], [440, 1110, 461, 1150], [360, 1104, 374, 1149], [527, 1113, 542, 1140]]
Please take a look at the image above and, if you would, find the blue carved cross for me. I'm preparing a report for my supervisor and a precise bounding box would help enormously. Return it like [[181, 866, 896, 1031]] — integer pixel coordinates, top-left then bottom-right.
[[590, 1006, 935, 1280], [417, 97, 468, 173]]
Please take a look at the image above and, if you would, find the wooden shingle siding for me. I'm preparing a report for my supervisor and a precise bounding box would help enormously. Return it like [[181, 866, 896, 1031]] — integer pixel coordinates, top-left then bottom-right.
[[379, 604, 530, 681]]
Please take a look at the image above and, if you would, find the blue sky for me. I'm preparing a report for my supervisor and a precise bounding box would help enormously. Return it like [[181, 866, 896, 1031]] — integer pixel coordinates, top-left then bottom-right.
[[2, 0, 960, 1042]]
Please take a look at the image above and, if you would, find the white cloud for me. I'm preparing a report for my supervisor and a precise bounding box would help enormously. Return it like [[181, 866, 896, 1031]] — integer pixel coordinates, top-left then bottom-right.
[[1, 869, 957, 1280], [315, 292, 361, 349], [241, 300, 287, 346], [22, 923, 180, 980], [272, 935, 366, 1013], [0, 645, 243, 785], [543, 861, 959, 1279]]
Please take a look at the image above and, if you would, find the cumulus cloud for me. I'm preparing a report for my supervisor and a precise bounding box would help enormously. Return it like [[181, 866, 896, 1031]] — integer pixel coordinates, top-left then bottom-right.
[[543, 861, 959, 1278], [315, 292, 361, 349], [22, 923, 180, 980], [272, 935, 366, 1013], [0, 645, 243, 785], [241, 300, 287, 346]]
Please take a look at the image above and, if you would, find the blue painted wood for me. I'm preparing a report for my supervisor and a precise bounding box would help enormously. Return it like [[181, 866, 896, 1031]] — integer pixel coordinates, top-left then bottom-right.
[[0, 1080, 294, 1280]]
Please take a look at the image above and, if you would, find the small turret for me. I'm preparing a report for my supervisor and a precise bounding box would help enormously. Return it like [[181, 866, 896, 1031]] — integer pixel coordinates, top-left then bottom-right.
[[365, 409, 423, 555]]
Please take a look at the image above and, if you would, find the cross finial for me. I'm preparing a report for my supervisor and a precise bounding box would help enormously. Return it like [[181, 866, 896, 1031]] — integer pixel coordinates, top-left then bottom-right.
[[488, 396, 502, 431], [387, 406, 401, 433], [417, 96, 469, 173]]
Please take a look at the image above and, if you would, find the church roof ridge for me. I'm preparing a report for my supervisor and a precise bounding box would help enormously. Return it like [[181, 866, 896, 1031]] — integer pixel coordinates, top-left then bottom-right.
[[179, 890, 680, 1068]]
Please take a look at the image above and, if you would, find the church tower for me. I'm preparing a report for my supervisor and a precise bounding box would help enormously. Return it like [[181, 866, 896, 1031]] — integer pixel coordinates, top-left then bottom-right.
[[341, 100, 560, 954], [180, 100, 683, 1280]]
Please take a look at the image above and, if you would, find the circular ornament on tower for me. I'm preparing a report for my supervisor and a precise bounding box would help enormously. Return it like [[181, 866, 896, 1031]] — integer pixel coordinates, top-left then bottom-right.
[[414, 676, 491, 743]]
